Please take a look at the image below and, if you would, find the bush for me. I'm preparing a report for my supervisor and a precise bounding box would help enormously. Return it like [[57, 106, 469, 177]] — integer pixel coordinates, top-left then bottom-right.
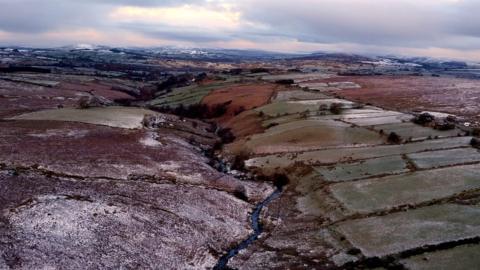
[[217, 127, 235, 144], [265, 122, 279, 129], [250, 68, 269, 74], [156, 74, 193, 92], [387, 132, 402, 144], [226, 68, 243, 75], [234, 106, 246, 116], [471, 138, 480, 149], [194, 72, 208, 82], [154, 102, 231, 119], [275, 79, 295, 85], [300, 110, 309, 119], [233, 186, 248, 201], [472, 128, 480, 137], [254, 173, 290, 190], [352, 103, 365, 109], [272, 174, 289, 189], [318, 104, 329, 111], [330, 103, 344, 115], [434, 120, 456, 130], [231, 150, 251, 171], [413, 113, 435, 126], [209, 101, 231, 118]]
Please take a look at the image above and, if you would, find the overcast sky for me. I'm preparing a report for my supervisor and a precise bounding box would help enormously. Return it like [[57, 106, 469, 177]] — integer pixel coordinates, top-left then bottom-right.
[[0, 0, 479, 60]]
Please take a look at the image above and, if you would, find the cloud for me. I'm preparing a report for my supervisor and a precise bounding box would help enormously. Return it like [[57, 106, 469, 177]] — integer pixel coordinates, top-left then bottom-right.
[[238, 0, 448, 46], [87, 0, 206, 6], [0, 0, 479, 60], [109, 5, 241, 31], [0, 0, 210, 33], [0, 0, 108, 33]]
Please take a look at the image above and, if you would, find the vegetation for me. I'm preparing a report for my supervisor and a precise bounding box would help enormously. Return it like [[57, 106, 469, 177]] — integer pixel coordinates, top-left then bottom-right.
[[155, 74, 193, 93], [275, 79, 295, 85], [300, 110, 309, 119], [272, 173, 290, 189], [153, 101, 231, 119], [265, 122, 279, 129], [471, 138, 480, 149], [434, 120, 456, 131], [330, 103, 344, 115], [387, 132, 402, 144], [231, 149, 252, 171], [234, 106, 246, 116], [472, 128, 480, 137], [250, 68, 269, 73], [413, 113, 435, 126], [217, 127, 235, 144]]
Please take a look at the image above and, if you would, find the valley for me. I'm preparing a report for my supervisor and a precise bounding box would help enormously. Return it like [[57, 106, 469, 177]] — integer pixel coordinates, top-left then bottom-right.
[[1, 47, 480, 269]]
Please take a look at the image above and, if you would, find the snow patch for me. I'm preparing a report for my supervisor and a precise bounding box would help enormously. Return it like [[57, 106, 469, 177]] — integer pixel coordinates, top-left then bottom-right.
[[140, 132, 162, 147]]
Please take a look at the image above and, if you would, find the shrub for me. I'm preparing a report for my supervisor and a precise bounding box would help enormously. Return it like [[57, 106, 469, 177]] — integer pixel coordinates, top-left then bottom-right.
[[472, 128, 480, 137], [154, 102, 230, 119], [265, 122, 279, 129], [413, 113, 435, 126], [254, 173, 290, 190], [300, 110, 309, 119], [387, 132, 402, 144], [352, 103, 365, 109], [156, 74, 193, 92], [275, 79, 295, 85], [434, 120, 455, 130], [272, 173, 289, 189], [330, 103, 344, 115], [227, 68, 243, 75], [194, 72, 208, 82], [234, 106, 246, 116], [209, 101, 231, 118], [250, 68, 269, 73], [318, 104, 329, 111], [233, 186, 248, 201], [217, 127, 235, 144], [471, 138, 480, 148], [231, 150, 251, 171]]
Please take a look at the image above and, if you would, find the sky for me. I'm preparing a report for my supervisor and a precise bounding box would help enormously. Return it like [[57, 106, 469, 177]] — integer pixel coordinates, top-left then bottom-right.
[[0, 0, 479, 60]]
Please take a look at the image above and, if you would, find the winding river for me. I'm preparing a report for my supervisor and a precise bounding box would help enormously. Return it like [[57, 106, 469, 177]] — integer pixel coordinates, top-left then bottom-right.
[[213, 187, 283, 270]]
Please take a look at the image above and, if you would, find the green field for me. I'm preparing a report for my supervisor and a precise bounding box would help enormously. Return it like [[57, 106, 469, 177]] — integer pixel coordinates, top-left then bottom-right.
[[149, 80, 239, 108]]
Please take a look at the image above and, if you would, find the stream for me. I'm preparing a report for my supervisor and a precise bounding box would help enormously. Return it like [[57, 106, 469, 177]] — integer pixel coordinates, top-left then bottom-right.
[[213, 187, 283, 270]]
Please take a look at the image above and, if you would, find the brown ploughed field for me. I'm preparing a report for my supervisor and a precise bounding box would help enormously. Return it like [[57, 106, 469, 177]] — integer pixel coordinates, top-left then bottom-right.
[[325, 76, 480, 122], [202, 83, 279, 137]]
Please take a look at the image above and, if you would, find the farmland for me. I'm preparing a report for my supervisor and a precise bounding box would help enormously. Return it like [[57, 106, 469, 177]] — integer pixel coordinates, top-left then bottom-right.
[[1, 47, 479, 269]]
